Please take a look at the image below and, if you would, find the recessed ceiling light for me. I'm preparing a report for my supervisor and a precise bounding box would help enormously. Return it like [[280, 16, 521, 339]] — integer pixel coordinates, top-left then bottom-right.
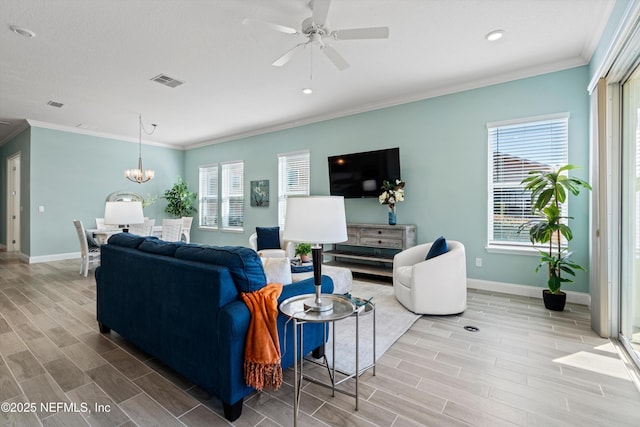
[[485, 30, 504, 42], [10, 25, 35, 38], [301, 88, 313, 95]]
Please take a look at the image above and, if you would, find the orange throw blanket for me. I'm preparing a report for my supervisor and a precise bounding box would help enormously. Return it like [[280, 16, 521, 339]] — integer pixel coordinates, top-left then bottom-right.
[[240, 283, 284, 391]]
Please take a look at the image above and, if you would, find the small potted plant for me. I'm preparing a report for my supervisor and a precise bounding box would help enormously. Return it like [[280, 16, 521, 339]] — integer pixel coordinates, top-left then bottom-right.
[[295, 243, 312, 263], [519, 164, 591, 311]]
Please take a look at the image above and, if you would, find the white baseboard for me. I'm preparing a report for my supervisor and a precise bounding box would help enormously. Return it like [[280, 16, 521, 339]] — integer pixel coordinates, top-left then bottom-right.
[[27, 252, 79, 264], [467, 278, 591, 306]]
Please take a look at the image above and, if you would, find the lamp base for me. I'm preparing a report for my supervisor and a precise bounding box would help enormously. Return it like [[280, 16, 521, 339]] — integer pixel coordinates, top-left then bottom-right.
[[303, 296, 334, 312]]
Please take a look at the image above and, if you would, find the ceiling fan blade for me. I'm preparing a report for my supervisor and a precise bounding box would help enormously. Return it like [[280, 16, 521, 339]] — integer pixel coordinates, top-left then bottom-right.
[[312, 0, 331, 27], [242, 18, 298, 35], [332, 27, 390, 40], [272, 43, 306, 67], [322, 45, 350, 71]]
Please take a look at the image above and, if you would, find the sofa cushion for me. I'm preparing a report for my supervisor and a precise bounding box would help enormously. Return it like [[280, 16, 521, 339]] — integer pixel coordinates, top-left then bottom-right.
[[256, 226, 280, 251], [138, 237, 182, 257], [107, 232, 146, 248], [175, 244, 266, 292], [261, 257, 292, 285], [426, 236, 448, 260]]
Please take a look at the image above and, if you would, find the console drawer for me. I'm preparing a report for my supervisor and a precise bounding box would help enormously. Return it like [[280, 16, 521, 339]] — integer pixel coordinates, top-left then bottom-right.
[[360, 228, 404, 240], [360, 237, 404, 249]]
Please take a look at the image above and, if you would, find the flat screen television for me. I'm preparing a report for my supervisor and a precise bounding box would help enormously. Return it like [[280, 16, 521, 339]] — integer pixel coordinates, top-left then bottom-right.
[[328, 147, 401, 198]]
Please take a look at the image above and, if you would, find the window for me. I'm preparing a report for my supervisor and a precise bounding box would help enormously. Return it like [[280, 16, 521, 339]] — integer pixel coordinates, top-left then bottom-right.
[[221, 161, 244, 230], [278, 151, 310, 227], [199, 164, 218, 228], [487, 114, 569, 249]]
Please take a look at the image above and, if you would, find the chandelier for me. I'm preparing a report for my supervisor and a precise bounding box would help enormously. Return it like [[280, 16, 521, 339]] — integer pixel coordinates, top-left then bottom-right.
[[125, 114, 156, 183]]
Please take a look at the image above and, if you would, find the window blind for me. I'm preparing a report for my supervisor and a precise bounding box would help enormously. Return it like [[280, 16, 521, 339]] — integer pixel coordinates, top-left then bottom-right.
[[488, 115, 569, 246], [222, 161, 244, 230], [278, 151, 310, 228], [199, 164, 218, 228]]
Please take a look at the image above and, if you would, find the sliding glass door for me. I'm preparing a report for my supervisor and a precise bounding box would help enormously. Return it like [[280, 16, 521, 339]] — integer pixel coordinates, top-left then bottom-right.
[[620, 64, 640, 364]]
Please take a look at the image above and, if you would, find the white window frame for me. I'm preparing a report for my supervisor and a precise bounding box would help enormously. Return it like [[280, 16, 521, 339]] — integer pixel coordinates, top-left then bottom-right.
[[278, 150, 311, 228], [221, 160, 244, 231], [198, 164, 219, 230], [486, 113, 569, 254]]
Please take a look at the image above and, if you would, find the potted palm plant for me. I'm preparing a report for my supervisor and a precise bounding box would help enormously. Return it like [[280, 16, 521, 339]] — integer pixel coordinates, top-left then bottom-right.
[[519, 164, 591, 311]]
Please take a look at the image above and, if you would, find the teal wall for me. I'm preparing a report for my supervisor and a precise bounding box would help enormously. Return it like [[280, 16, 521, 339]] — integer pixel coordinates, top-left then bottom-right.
[[0, 128, 31, 254], [185, 66, 591, 292], [0, 66, 592, 292], [3, 127, 184, 257]]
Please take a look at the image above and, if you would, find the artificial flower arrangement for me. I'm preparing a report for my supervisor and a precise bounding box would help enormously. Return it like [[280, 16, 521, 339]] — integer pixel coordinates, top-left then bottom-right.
[[379, 179, 406, 209]]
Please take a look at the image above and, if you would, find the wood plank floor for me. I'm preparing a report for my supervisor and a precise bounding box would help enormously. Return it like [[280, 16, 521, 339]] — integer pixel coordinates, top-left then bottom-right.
[[0, 252, 638, 426]]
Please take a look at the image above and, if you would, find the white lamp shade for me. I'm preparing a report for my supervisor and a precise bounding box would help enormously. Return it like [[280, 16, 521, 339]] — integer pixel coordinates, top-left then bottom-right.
[[104, 201, 144, 225], [283, 196, 348, 244]]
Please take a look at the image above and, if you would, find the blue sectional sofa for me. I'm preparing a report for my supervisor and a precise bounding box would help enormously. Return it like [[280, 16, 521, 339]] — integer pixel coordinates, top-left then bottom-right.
[[95, 233, 333, 421]]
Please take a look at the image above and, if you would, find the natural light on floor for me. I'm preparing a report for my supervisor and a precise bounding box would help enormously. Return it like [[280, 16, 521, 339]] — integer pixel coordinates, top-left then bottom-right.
[[553, 342, 632, 380]]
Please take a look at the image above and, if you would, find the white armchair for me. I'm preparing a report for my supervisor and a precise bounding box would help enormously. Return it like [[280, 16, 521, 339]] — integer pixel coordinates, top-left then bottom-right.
[[393, 240, 467, 315], [249, 229, 295, 259]]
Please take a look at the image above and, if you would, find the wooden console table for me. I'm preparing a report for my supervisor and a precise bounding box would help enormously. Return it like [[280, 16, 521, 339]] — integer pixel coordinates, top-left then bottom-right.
[[325, 223, 417, 277]]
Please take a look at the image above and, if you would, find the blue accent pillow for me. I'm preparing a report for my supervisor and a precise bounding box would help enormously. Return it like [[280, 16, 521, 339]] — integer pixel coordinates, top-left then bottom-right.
[[175, 244, 267, 293], [138, 237, 182, 257], [256, 226, 281, 251], [426, 236, 448, 260], [107, 233, 145, 248]]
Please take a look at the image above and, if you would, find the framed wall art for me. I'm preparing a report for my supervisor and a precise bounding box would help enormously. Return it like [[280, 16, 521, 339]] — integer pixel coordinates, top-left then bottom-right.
[[250, 180, 269, 207]]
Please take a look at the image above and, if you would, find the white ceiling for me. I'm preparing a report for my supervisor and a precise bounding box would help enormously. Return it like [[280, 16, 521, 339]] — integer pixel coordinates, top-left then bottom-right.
[[0, 0, 615, 149]]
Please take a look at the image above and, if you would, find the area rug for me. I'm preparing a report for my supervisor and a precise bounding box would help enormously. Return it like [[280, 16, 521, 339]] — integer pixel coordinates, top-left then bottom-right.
[[324, 280, 420, 374]]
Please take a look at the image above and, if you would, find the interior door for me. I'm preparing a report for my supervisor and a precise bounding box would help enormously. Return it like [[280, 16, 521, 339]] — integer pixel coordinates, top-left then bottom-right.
[[6, 153, 20, 252]]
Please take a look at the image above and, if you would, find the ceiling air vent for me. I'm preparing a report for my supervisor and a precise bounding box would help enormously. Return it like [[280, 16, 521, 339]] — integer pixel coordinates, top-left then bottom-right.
[[150, 74, 184, 88], [47, 100, 64, 108]]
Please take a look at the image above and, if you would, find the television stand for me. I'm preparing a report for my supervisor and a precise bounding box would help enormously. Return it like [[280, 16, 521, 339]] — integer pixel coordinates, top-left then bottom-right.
[[325, 223, 416, 278]]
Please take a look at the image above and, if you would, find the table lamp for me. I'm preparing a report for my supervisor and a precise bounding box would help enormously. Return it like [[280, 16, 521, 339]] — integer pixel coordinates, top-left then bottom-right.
[[104, 201, 144, 233], [283, 196, 347, 312]]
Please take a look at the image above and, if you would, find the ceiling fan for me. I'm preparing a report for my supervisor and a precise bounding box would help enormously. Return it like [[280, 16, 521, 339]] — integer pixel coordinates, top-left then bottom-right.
[[244, 0, 389, 71]]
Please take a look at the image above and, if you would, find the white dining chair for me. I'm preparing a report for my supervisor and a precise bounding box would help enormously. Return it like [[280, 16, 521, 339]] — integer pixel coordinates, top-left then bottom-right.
[[161, 219, 183, 242], [181, 217, 193, 243], [73, 220, 100, 277], [129, 218, 155, 236]]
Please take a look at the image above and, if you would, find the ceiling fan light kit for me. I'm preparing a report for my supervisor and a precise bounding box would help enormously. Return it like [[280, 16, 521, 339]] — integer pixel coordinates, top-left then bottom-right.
[[246, 0, 389, 71]]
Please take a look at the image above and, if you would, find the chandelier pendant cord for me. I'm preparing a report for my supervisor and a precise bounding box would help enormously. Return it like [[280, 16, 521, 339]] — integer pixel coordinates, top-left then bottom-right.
[[125, 114, 156, 183]]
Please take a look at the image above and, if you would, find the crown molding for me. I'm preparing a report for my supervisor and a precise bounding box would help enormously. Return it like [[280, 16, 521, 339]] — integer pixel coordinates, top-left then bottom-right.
[[25, 120, 185, 150], [0, 120, 29, 146]]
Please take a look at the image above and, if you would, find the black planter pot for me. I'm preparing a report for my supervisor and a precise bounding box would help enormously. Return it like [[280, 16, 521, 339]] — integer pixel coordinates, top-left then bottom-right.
[[542, 290, 566, 311]]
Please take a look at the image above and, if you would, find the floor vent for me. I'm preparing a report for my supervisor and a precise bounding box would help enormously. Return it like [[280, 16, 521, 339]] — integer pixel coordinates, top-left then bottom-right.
[[150, 74, 184, 88], [47, 100, 64, 108]]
